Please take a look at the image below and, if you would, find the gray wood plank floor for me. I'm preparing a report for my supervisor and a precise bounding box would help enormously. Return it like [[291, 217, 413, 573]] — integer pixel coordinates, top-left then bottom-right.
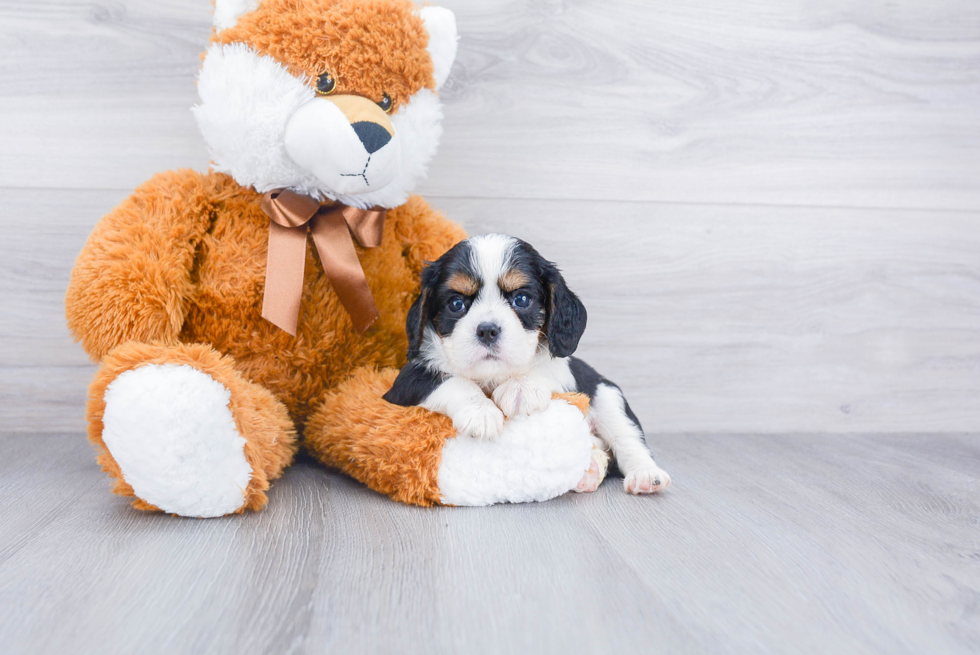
[[1, 432, 978, 655]]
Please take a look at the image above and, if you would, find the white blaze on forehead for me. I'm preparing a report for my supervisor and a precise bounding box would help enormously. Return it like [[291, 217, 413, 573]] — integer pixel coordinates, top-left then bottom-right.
[[469, 234, 517, 296]]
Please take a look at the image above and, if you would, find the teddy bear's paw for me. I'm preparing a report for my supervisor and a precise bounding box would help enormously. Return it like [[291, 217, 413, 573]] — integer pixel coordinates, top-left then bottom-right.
[[452, 397, 505, 441], [101, 363, 253, 517], [623, 464, 671, 495], [491, 376, 552, 418]]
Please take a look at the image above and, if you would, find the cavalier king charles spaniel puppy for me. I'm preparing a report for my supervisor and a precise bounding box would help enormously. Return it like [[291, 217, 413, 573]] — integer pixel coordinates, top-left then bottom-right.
[[384, 234, 670, 494]]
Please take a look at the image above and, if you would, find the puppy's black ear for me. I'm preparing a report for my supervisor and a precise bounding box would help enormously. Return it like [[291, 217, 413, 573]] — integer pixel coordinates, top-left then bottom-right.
[[406, 260, 442, 359], [542, 261, 587, 358]]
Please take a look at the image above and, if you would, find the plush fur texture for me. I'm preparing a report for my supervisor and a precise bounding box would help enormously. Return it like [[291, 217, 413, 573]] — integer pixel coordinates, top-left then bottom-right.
[[66, 0, 469, 516], [416, 7, 457, 89], [103, 363, 254, 518], [199, 0, 454, 208], [213, 0, 260, 31], [216, 0, 435, 106], [69, 0, 601, 514], [193, 43, 445, 207], [305, 368, 450, 506], [306, 367, 594, 507], [437, 394, 594, 506], [86, 341, 297, 515], [67, 169, 464, 515], [67, 170, 466, 423]]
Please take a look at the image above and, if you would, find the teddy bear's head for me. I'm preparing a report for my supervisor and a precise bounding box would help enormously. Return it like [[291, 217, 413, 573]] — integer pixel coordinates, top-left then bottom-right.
[[193, 0, 458, 209]]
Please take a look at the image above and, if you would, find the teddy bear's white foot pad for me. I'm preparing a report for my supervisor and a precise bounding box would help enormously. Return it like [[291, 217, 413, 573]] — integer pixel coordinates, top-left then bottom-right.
[[101, 363, 252, 518], [437, 399, 594, 506]]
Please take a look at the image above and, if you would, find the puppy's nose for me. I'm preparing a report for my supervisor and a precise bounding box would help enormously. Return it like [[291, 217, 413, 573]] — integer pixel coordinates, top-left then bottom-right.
[[476, 322, 501, 346], [351, 121, 392, 154]]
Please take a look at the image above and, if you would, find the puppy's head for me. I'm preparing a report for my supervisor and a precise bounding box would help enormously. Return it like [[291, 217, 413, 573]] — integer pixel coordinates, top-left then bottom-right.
[[408, 235, 587, 384]]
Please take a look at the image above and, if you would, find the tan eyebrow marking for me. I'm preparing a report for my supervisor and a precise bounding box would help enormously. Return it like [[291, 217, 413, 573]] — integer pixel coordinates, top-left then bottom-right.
[[498, 269, 530, 293], [446, 272, 479, 296]]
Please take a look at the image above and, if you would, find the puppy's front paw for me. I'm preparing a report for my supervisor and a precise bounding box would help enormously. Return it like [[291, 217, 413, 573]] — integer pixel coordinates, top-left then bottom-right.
[[453, 399, 505, 441], [624, 465, 671, 494], [492, 376, 552, 418]]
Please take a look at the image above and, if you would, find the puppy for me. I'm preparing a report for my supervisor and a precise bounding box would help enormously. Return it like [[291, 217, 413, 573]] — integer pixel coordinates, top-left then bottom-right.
[[383, 234, 670, 494]]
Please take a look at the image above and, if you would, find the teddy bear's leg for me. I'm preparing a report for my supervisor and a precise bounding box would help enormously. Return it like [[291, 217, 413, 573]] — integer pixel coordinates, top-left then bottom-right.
[[304, 368, 454, 507], [87, 341, 298, 517], [305, 372, 598, 507]]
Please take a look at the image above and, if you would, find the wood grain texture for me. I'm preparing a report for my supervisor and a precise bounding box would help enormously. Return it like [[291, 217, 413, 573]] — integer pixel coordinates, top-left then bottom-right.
[[4, 188, 977, 434], [0, 1, 978, 209], [0, 432, 978, 654]]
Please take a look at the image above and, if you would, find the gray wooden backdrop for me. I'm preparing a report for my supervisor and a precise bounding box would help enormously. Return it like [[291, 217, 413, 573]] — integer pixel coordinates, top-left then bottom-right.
[[1, 0, 978, 433]]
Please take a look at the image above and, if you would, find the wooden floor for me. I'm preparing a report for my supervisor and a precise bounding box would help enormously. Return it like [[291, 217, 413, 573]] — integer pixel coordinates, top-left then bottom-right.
[[2, 0, 979, 653], [1, 432, 978, 654]]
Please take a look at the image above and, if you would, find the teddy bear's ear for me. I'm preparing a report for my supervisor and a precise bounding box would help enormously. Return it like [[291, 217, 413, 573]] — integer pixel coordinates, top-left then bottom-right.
[[418, 6, 458, 90], [213, 0, 260, 32]]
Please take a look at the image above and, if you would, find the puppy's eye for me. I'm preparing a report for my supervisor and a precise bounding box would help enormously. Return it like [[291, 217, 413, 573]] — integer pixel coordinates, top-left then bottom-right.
[[316, 73, 337, 95], [512, 293, 531, 309], [377, 93, 393, 113], [447, 297, 465, 313]]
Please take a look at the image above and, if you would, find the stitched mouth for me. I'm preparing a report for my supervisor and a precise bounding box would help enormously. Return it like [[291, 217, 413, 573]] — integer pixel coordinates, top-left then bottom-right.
[[340, 155, 371, 187]]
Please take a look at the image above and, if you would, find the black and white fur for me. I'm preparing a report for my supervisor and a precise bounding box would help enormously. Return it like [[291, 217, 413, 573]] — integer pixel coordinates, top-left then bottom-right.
[[384, 234, 670, 494]]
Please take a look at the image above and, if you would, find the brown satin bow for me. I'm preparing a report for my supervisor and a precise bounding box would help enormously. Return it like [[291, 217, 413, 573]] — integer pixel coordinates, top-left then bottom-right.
[[260, 188, 386, 336]]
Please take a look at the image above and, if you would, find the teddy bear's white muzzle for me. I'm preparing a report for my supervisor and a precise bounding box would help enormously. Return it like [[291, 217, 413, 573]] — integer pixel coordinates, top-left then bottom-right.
[[284, 98, 401, 195]]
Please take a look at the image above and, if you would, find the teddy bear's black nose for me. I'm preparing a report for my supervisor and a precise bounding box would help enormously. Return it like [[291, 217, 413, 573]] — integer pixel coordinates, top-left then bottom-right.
[[351, 121, 392, 154]]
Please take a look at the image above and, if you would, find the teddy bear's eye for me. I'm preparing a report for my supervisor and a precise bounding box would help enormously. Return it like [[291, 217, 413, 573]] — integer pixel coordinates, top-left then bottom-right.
[[377, 93, 393, 113], [316, 73, 337, 96]]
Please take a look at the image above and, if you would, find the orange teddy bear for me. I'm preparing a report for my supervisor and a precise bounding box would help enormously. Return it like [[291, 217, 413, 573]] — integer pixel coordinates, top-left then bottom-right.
[[66, 0, 602, 516]]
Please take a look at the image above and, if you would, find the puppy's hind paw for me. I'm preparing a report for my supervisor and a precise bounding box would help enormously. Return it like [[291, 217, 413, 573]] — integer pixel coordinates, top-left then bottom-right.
[[574, 446, 610, 493], [624, 465, 671, 494]]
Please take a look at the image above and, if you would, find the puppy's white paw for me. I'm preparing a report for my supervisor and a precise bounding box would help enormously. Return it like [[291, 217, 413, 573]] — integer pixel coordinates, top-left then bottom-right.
[[453, 398, 505, 441], [491, 376, 552, 418], [624, 465, 671, 494], [575, 444, 610, 493]]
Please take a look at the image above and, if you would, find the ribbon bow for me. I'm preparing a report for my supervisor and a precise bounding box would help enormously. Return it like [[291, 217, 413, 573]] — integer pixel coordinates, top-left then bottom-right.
[[260, 188, 386, 335]]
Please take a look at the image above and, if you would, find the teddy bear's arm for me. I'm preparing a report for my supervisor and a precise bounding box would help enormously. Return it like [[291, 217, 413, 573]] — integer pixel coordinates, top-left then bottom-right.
[[65, 169, 216, 361]]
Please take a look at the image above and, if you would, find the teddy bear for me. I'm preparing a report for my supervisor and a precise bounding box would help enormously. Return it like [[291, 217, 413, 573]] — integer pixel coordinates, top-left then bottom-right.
[[66, 0, 605, 516]]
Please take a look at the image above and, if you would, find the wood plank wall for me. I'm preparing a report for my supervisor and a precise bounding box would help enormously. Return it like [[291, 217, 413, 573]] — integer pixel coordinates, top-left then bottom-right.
[[1, 0, 977, 434]]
